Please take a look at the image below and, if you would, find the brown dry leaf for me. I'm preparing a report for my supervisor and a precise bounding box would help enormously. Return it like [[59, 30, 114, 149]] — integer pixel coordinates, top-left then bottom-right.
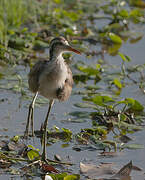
[[0, 159, 11, 168], [111, 161, 132, 179], [41, 163, 59, 173], [80, 162, 116, 179], [132, 165, 142, 171]]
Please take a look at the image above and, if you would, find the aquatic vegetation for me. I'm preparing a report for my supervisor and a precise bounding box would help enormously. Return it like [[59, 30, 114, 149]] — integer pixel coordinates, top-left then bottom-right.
[[0, 0, 145, 179]]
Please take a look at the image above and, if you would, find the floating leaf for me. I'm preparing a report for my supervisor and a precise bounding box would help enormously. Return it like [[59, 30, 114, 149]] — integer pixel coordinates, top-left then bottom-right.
[[11, 135, 19, 143], [27, 150, 39, 160], [108, 32, 122, 44], [108, 43, 122, 55], [74, 103, 99, 110], [92, 95, 114, 107], [80, 162, 115, 179], [113, 78, 122, 89], [78, 66, 99, 76], [125, 98, 144, 112], [50, 173, 79, 180], [130, 35, 143, 43], [64, 174, 80, 180], [89, 136, 112, 151], [121, 143, 144, 150], [118, 9, 129, 18], [118, 52, 131, 62]]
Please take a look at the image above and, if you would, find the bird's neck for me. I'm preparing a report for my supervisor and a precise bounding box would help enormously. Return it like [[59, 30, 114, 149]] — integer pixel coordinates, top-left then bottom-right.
[[49, 52, 64, 63]]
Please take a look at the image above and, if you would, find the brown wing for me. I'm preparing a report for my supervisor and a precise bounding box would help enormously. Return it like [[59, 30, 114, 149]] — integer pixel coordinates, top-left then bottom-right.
[[28, 60, 49, 93], [56, 64, 73, 101]]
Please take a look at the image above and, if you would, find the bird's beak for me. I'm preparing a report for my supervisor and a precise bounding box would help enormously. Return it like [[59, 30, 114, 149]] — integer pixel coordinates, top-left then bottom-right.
[[67, 46, 81, 55]]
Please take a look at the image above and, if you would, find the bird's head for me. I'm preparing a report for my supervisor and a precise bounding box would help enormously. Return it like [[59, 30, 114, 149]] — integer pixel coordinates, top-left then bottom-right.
[[49, 37, 81, 58]]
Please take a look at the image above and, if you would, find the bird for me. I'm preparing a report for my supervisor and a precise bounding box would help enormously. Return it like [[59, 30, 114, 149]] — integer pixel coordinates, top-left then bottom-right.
[[24, 36, 81, 161]]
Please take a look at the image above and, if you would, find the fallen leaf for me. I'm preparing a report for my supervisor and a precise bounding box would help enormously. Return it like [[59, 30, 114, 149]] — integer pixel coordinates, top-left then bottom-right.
[[41, 163, 59, 173], [0, 159, 11, 168], [112, 161, 132, 179], [80, 162, 115, 179], [132, 165, 142, 171]]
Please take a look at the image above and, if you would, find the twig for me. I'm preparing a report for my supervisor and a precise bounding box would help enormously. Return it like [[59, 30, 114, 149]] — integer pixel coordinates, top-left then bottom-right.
[[0, 152, 29, 162], [46, 158, 73, 166], [21, 160, 41, 170]]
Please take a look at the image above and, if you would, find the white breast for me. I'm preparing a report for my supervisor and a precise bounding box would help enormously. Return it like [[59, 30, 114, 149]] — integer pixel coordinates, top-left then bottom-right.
[[38, 58, 68, 100]]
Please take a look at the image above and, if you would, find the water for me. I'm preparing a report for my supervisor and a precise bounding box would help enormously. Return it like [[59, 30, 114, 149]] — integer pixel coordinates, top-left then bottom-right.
[[0, 36, 145, 179]]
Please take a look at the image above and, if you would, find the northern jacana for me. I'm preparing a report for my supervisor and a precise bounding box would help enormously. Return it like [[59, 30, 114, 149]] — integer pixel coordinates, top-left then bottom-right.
[[24, 37, 81, 160]]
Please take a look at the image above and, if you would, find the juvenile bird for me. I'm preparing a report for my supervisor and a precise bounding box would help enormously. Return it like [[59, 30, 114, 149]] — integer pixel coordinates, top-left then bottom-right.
[[24, 37, 81, 160]]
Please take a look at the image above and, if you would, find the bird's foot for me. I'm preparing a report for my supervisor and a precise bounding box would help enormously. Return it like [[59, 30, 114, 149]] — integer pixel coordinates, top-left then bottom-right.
[[23, 130, 29, 139], [41, 151, 47, 162], [40, 122, 46, 133], [23, 130, 35, 139]]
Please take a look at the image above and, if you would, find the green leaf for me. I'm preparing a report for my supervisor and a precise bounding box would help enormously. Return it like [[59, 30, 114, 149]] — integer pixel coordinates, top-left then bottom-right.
[[118, 52, 131, 62], [108, 44, 122, 55], [78, 66, 99, 75], [27, 145, 35, 150], [74, 103, 99, 110], [92, 95, 114, 107], [84, 127, 107, 136], [118, 9, 129, 18], [130, 9, 144, 18], [108, 32, 122, 44], [114, 121, 143, 131], [11, 135, 19, 143], [62, 128, 72, 135], [50, 172, 68, 180], [53, 0, 61, 4], [64, 174, 80, 180], [27, 149, 39, 160], [90, 136, 112, 151], [113, 78, 122, 89], [125, 98, 144, 112], [122, 143, 144, 150], [124, 98, 135, 106]]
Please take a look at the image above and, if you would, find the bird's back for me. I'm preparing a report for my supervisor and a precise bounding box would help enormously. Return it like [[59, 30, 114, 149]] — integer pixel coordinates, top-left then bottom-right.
[[28, 60, 49, 93]]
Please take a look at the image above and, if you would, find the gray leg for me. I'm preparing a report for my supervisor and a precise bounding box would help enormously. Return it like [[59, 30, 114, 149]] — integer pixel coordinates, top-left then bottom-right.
[[30, 105, 34, 136], [24, 92, 38, 137], [41, 99, 54, 161]]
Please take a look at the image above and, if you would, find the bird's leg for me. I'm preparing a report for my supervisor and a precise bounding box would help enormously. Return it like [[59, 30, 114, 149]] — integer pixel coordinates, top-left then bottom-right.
[[41, 99, 54, 161], [30, 105, 34, 136], [24, 92, 38, 137]]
